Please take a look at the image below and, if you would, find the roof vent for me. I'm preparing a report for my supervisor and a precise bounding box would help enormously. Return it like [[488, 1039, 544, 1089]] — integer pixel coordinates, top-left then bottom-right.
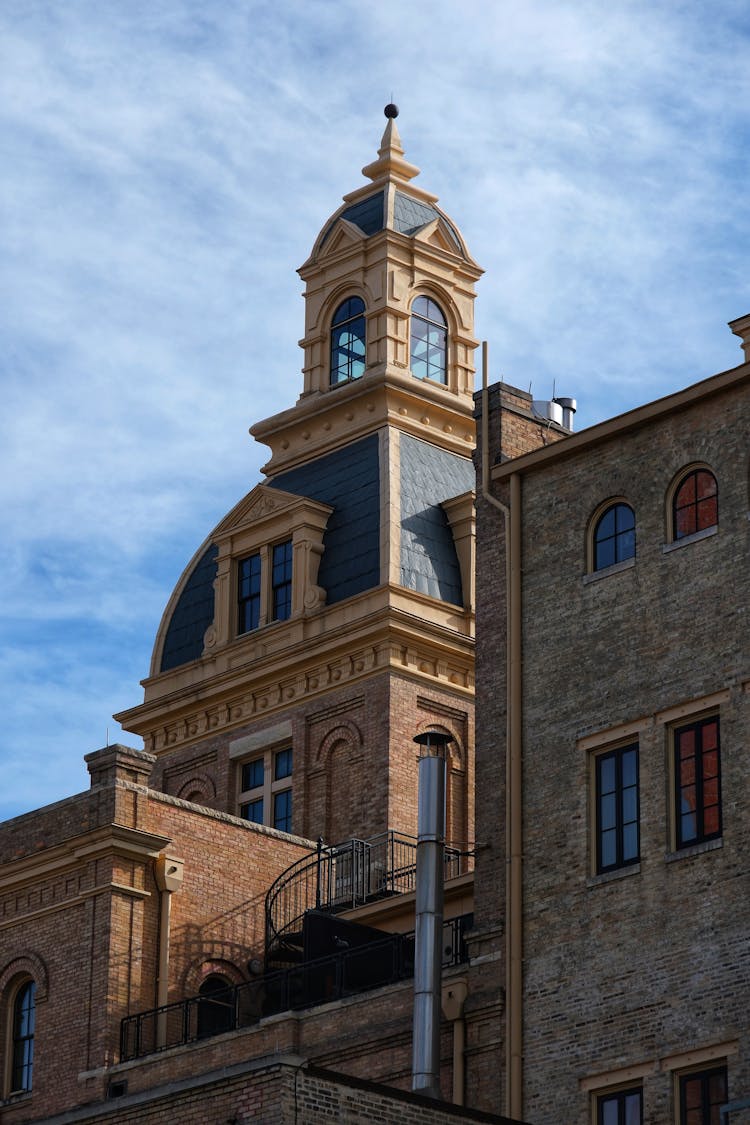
[[532, 400, 564, 426], [553, 397, 577, 430]]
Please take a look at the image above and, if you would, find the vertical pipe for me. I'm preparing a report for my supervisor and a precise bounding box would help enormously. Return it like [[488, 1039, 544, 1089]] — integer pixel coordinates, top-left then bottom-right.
[[411, 731, 452, 1099], [153, 855, 183, 1050]]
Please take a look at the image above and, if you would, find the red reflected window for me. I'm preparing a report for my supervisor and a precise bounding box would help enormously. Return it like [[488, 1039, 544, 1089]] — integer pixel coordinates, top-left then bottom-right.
[[673, 469, 718, 540], [674, 717, 722, 848]]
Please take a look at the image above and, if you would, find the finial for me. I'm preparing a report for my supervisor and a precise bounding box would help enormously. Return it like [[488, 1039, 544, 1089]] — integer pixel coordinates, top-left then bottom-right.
[[384, 103, 399, 119]]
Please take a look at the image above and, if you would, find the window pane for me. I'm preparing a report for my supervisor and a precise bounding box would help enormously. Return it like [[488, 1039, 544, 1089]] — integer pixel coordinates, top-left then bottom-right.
[[238, 553, 261, 633], [241, 798, 263, 824], [600, 1098, 619, 1125], [600, 793, 617, 831], [622, 822, 638, 861], [625, 1092, 642, 1125], [331, 298, 366, 384], [273, 790, 292, 833], [274, 748, 292, 780], [621, 750, 637, 786], [696, 470, 717, 499], [596, 538, 616, 570], [622, 787, 638, 823], [242, 759, 264, 792], [272, 540, 293, 621], [600, 829, 617, 869], [597, 508, 616, 539], [599, 756, 616, 794], [617, 527, 636, 562]]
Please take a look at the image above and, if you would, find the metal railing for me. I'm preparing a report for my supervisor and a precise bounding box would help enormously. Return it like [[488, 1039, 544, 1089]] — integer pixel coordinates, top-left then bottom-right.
[[120, 914, 473, 1062], [265, 829, 470, 964]]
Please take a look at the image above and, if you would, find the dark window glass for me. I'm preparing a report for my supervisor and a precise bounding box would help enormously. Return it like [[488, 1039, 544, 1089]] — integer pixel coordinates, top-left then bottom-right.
[[330, 296, 366, 384], [241, 797, 263, 824], [673, 469, 718, 540], [241, 759, 264, 791], [675, 717, 721, 848], [594, 503, 636, 570], [238, 553, 261, 633], [273, 789, 292, 833], [410, 296, 447, 384], [272, 541, 293, 621], [596, 744, 639, 873], [274, 748, 292, 780], [11, 980, 36, 1093], [598, 1088, 643, 1125], [679, 1066, 727, 1125], [197, 975, 233, 1039]]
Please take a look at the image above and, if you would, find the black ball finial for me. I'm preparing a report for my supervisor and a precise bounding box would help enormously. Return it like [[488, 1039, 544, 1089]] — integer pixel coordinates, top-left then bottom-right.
[[384, 103, 399, 119]]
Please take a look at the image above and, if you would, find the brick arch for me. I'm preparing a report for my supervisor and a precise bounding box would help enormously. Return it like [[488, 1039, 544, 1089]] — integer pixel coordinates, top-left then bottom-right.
[[183, 957, 245, 997], [415, 721, 469, 850], [0, 952, 49, 1002], [315, 720, 363, 765], [175, 774, 217, 806], [415, 720, 465, 769]]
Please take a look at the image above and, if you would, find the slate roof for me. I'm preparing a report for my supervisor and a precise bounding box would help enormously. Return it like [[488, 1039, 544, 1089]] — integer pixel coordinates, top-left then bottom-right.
[[319, 190, 462, 253], [160, 544, 219, 672], [399, 434, 474, 605], [270, 433, 380, 603]]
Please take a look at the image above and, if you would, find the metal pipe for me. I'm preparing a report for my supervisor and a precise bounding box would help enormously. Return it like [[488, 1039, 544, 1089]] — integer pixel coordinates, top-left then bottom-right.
[[411, 731, 452, 1099], [480, 343, 523, 1120]]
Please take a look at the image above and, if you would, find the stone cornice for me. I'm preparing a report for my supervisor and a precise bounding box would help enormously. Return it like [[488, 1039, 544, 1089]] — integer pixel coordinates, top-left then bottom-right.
[[252, 371, 476, 476], [0, 824, 170, 892], [116, 597, 475, 758]]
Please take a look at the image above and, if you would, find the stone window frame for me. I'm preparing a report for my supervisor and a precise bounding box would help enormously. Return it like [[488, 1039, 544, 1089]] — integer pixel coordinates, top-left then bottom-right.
[[231, 723, 295, 835], [586, 497, 636, 576], [593, 1082, 643, 1125], [592, 740, 640, 876], [674, 1063, 727, 1125], [664, 462, 719, 548], [209, 488, 334, 652]]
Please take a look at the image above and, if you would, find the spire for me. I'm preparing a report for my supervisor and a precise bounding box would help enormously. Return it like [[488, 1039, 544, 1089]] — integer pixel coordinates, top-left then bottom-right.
[[361, 104, 421, 187]]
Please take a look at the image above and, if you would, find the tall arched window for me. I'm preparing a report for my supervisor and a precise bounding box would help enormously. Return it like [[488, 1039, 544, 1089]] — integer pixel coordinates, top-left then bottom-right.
[[410, 296, 447, 384], [672, 467, 718, 540], [11, 980, 35, 1093], [330, 297, 366, 385], [593, 503, 636, 570]]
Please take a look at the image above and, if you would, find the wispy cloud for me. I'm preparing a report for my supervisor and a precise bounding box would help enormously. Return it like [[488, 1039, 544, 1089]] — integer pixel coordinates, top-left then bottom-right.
[[1, 0, 749, 817]]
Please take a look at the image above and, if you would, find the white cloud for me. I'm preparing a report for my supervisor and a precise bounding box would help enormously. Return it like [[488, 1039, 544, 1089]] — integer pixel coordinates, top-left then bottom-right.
[[1, 0, 749, 817]]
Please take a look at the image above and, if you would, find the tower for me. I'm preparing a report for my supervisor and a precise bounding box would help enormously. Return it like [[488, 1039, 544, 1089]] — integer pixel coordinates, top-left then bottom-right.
[[115, 107, 482, 851]]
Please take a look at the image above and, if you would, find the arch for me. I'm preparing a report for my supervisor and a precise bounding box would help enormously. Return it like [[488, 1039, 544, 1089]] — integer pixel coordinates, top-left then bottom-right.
[[668, 464, 718, 541], [1, 956, 47, 1098], [175, 774, 217, 807], [410, 294, 448, 384], [0, 954, 48, 1003], [183, 957, 245, 998], [588, 499, 636, 572], [316, 720, 364, 765], [196, 974, 234, 1039], [330, 296, 366, 385]]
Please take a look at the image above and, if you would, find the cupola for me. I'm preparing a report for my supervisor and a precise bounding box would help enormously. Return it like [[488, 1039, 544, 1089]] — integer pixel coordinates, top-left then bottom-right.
[[251, 107, 483, 476]]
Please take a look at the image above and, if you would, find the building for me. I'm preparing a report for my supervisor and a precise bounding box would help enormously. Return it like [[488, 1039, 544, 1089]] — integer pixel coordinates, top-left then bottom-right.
[[0, 110, 558, 1124], [473, 315, 750, 1123]]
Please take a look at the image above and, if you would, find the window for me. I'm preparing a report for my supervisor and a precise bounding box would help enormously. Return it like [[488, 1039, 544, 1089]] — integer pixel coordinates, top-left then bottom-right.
[[679, 1065, 727, 1125], [595, 743, 639, 873], [239, 748, 293, 833], [593, 503, 636, 570], [10, 979, 35, 1094], [410, 296, 447, 384], [271, 541, 292, 622], [330, 296, 366, 384], [672, 468, 718, 540], [674, 716, 721, 848], [597, 1087, 642, 1124], [238, 553, 261, 633], [236, 539, 293, 635]]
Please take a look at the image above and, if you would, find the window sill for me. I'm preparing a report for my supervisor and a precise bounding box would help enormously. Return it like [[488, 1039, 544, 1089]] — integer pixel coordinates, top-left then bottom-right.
[[583, 557, 635, 585], [662, 525, 718, 553], [665, 837, 723, 863], [587, 862, 640, 887]]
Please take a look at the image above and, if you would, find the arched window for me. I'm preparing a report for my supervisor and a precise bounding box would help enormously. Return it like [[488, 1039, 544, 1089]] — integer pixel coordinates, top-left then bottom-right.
[[196, 974, 233, 1039], [10, 979, 35, 1093], [593, 503, 636, 570], [330, 297, 366, 385], [673, 468, 718, 540], [410, 296, 447, 384]]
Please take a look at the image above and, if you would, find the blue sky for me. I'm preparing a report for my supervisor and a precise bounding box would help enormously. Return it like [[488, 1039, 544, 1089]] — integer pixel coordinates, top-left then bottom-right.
[[1, 0, 749, 820]]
